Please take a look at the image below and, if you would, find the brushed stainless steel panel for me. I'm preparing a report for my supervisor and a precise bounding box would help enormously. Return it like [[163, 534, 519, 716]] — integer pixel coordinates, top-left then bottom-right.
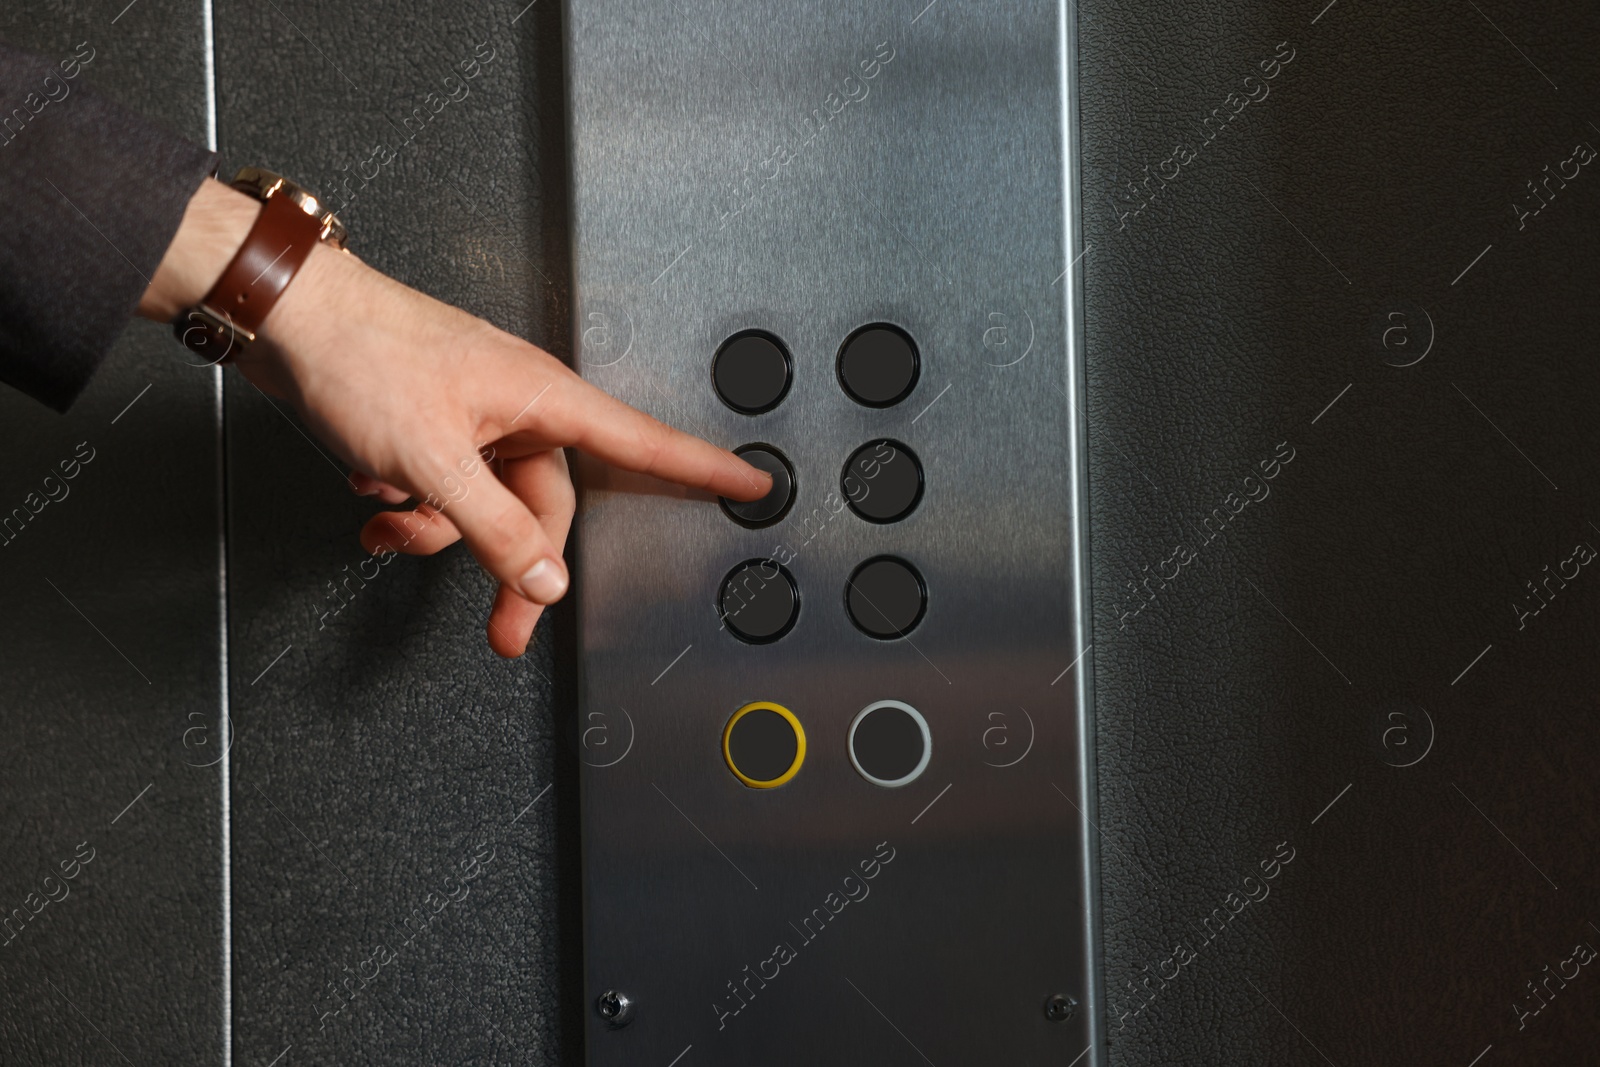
[[567, 1, 1099, 1062]]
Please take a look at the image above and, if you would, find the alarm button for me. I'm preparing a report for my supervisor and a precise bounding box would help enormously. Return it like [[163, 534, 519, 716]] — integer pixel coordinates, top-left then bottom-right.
[[724, 702, 806, 788]]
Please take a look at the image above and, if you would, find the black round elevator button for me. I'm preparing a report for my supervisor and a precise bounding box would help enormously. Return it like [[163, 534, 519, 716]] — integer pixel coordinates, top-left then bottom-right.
[[848, 700, 931, 788], [720, 445, 795, 528], [846, 556, 926, 639], [713, 331, 792, 414], [841, 439, 923, 524], [837, 323, 919, 407], [719, 559, 799, 643]]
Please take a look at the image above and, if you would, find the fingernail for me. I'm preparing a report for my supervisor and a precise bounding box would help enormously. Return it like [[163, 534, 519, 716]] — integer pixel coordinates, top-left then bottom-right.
[[356, 486, 380, 497], [519, 557, 568, 604]]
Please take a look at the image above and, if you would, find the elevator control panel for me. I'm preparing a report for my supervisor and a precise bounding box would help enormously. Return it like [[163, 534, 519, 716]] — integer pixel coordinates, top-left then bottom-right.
[[567, 1, 1098, 1062]]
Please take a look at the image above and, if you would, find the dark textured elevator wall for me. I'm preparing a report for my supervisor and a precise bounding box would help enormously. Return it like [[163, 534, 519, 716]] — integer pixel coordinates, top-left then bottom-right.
[[1077, 1, 1600, 1064], [5, 1, 1600, 1065], [0, 5, 224, 1065], [213, 2, 581, 1063]]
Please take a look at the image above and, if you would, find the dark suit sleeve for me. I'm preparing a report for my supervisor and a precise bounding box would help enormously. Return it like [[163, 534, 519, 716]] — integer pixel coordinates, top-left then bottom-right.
[[0, 40, 219, 412]]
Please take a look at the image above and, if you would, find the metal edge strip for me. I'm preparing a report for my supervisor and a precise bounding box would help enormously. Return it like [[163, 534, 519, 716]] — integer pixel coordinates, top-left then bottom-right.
[[202, 0, 233, 1060], [558, 4, 601, 1062], [1059, 0, 1105, 1062]]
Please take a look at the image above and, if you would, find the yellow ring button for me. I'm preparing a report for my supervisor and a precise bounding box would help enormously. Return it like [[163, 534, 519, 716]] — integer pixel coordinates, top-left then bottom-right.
[[723, 701, 806, 788]]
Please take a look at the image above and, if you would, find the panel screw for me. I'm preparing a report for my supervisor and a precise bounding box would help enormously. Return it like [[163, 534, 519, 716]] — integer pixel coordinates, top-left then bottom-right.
[[596, 990, 634, 1027], [1044, 993, 1076, 1022]]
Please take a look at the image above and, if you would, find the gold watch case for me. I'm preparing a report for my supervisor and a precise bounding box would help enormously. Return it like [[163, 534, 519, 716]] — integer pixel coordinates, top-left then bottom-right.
[[229, 166, 348, 249]]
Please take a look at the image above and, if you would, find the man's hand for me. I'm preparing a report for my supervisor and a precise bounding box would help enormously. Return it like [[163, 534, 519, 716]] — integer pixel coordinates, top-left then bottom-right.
[[141, 178, 772, 657]]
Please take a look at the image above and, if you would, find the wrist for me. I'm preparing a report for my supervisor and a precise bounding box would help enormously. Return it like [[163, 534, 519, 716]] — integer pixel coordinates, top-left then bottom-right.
[[232, 237, 363, 391], [139, 177, 262, 322]]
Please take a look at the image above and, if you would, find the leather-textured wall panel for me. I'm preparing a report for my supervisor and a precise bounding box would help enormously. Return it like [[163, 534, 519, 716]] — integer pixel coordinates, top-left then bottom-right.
[[1079, 1, 1600, 1063], [214, 2, 580, 1063], [0, 5, 223, 1065]]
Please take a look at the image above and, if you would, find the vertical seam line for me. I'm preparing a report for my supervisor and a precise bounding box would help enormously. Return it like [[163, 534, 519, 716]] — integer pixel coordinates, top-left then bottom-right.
[[201, 0, 231, 1062]]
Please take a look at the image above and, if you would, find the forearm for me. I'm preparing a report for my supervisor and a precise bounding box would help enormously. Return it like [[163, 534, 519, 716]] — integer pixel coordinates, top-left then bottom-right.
[[0, 39, 217, 411]]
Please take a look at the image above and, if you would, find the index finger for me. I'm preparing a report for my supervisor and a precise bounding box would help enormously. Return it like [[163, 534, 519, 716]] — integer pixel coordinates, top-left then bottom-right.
[[533, 371, 773, 501]]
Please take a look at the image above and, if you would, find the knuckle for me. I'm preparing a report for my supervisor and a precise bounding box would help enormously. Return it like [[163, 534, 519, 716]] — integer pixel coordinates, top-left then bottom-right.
[[637, 420, 672, 475], [473, 511, 524, 563]]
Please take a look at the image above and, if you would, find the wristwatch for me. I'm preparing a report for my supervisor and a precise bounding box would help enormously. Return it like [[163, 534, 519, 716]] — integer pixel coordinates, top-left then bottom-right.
[[173, 167, 348, 364]]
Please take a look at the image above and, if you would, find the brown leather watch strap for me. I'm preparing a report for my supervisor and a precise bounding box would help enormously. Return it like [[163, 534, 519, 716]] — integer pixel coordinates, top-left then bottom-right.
[[174, 191, 326, 363]]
